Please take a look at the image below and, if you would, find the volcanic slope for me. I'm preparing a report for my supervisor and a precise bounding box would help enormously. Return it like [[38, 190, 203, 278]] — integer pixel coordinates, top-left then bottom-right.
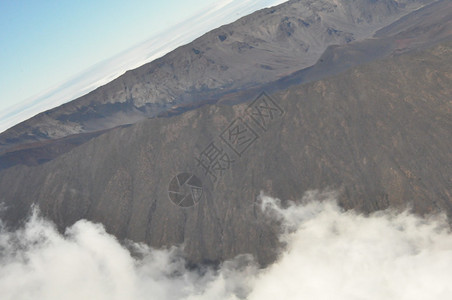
[[1, 40, 450, 266]]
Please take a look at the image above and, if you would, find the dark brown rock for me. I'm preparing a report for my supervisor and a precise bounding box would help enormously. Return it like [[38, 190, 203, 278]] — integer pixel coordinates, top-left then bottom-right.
[[1, 41, 450, 266]]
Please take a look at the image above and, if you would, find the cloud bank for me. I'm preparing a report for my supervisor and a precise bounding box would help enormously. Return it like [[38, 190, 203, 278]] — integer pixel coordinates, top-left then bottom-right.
[[1, 191, 452, 300]]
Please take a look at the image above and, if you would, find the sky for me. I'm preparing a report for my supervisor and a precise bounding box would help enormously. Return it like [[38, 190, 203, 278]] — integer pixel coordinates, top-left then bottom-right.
[[0, 0, 288, 133], [2, 191, 452, 299]]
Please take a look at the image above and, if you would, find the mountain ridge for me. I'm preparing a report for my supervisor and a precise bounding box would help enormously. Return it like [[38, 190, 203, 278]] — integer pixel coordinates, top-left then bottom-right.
[[0, 0, 434, 153], [1, 0, 449, 171]]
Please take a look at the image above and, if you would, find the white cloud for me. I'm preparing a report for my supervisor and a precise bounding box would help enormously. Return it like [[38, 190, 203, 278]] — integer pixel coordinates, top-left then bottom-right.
[[0, 0, 289, 133], [248, 192, 452, 300], [2, 190, 452, 299]]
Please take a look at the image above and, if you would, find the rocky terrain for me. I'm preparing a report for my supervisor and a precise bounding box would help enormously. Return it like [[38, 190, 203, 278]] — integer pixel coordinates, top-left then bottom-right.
[[1, 38, 450, 265], [0, 0, 450, 266]]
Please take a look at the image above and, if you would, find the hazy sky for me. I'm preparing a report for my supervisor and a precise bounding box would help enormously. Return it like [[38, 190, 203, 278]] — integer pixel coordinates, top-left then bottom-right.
[[0, 0, 287, 132]]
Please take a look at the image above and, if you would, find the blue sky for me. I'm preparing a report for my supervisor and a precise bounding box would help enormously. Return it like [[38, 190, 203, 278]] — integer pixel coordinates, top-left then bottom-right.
[[0, 0, 215, 107], [0, 0, 213, 124], [0, 0, 287, 132]]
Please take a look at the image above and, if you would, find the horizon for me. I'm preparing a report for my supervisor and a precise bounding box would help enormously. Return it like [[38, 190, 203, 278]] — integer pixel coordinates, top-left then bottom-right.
[[0, 0, 288, 133]]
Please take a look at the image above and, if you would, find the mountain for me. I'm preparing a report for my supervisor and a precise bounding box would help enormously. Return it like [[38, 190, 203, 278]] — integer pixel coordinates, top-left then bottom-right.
[[0, 0, 434, 154], [0, 0, 450, 266], [1, 43, 451, 266], [1, 0, 449, 171]]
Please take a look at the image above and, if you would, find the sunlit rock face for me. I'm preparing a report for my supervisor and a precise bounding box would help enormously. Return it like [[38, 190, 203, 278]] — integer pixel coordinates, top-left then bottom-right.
[[0, 0, 434, 153]]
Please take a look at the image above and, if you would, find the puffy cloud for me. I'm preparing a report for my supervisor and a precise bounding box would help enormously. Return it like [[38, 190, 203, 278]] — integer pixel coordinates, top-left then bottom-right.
[[249, 192, 452, 300], [1, 191, 452, 299]]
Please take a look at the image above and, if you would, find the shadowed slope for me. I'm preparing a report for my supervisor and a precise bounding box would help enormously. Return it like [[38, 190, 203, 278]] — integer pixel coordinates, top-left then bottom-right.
[[1, 41, 450, 266]]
